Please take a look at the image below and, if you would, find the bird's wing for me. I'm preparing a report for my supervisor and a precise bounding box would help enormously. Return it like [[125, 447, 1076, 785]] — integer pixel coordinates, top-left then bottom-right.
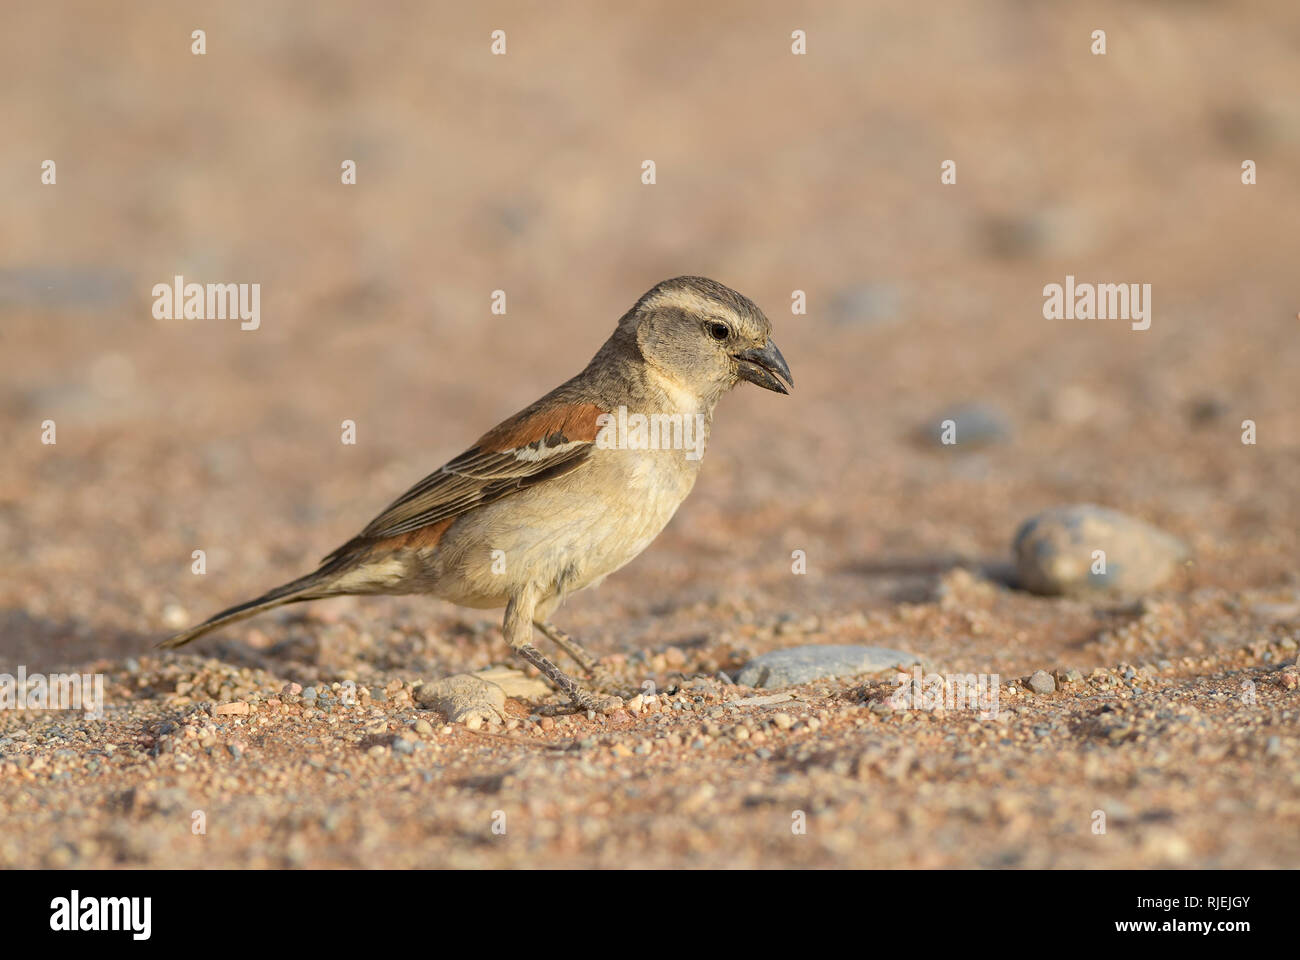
[[322, 399, 607, 562]]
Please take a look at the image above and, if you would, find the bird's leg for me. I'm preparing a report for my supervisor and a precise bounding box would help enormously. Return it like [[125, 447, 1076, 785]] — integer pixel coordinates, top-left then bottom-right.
[[534, 619, 599, 672], [534, 619, 630, 697], [513, 642, 592, 709], [505, 592, 618, 713]]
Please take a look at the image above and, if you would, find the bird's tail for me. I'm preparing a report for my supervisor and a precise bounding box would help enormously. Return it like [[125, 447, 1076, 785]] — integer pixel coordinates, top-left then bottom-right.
[[157, 567, 341, 649]]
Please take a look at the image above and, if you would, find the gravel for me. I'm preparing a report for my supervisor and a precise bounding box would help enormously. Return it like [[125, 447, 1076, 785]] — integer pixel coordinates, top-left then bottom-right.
[[736, 645, 919, 689]]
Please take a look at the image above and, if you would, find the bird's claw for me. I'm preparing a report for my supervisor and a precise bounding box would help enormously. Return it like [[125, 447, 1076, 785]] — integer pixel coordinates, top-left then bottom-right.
[[568, 689, 624, 715]]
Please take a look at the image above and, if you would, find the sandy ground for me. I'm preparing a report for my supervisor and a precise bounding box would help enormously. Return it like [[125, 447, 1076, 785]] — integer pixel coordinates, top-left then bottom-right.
[[2, 1, 1298, 868]]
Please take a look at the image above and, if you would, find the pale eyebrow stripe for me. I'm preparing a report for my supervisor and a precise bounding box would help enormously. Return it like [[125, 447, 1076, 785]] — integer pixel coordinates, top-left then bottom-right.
[[645, 288, 731, 317]]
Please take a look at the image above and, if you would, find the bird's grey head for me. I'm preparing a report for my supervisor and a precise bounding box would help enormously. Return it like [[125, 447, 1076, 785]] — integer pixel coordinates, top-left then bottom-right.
[[619, 276, 793, 399]]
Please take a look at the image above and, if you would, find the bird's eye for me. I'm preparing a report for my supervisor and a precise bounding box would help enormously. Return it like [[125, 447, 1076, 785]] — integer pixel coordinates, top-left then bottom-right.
[[707, 321, 731, 341]]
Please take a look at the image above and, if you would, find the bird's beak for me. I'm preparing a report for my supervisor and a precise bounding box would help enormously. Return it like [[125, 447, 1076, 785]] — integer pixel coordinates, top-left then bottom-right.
[[733, 339, 794, 395]]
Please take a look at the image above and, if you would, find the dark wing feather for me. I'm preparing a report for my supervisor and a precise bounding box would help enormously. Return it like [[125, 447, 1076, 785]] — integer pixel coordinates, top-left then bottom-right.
[[359, 441, 593, 539], [320, 400, 605, 564]]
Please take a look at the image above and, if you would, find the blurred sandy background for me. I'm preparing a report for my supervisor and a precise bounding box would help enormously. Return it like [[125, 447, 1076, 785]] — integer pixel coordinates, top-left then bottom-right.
[[1, 1, 1298, 869]]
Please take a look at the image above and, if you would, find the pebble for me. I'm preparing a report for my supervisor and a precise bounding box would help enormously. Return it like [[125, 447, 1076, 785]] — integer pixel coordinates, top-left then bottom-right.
[[1013, 504, 1189, 596], [736, 645, 918, 689], [1251, 603, 1300, 623], [925, 402, 1011, 448], [161, 604, 189, 629], [412, 719, 434, 736], [726, 693, 793, 707], [414, 674, 506, 726], [213, 701, 250, 716], [828, 282, 901, 327], [1188, 395, 1228, 425], [1028, 671, 1056, 695], [981, 209, 1084, 259]]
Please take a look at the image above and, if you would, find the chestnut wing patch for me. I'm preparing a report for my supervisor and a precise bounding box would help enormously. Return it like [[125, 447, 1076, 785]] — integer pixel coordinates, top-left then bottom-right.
[[321, 402, 605, 563]]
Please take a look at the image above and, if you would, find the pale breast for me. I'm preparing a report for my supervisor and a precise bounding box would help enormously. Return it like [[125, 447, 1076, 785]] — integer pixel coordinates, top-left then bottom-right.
[[564, 445, 700, 588], [414, 443, 701, 609]]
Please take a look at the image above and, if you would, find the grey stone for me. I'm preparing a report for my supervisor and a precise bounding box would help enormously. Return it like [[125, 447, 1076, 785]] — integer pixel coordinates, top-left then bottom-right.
[[925, 403, 1011, 448], [736, 644, 919, 689], [1188, 395, 1228, 425], [726, 693, 794, 708], [1028, 670, 1056, 695], [1251, 603, 1300, 623], [827, 283, 902, 327], [1013, 504, 1189, 596], [981, 209, 1088, 259], [0, 266, 130, 308]]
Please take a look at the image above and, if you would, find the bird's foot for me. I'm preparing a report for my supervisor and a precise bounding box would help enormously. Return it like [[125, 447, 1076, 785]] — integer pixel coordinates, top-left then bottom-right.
[[568, 686, 625, 715], [532, 690, 623, 717], [532, 620, 635, 697], [512, 642, 623, 715]]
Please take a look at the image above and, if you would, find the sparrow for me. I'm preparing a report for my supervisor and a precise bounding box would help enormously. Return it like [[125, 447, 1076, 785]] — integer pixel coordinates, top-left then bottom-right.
[[161, 276, 793, 710]]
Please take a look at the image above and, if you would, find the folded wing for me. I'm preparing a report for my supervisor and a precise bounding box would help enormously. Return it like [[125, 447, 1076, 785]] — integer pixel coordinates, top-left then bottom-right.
[[322, 399, 606, 562]]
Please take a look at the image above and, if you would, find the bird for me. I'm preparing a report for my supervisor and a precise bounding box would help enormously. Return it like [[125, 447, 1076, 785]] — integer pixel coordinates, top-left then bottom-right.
[[160, 276, 793, 711]]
